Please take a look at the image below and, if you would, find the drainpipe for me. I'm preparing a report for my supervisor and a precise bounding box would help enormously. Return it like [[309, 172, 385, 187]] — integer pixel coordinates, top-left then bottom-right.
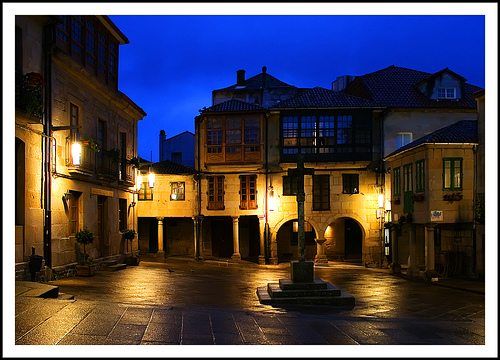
[[42, 22, 53, 268], [472, 144, 478, 276], [194, 115, 202, 260], [264, 112, 270, 263]]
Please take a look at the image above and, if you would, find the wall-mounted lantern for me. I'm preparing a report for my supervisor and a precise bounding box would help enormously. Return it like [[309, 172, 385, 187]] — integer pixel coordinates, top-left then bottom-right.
[[148, 170, 155, 189], [136, 172, 143, 191], [376, 193, 385, 219], [268, 186, 275, 211]]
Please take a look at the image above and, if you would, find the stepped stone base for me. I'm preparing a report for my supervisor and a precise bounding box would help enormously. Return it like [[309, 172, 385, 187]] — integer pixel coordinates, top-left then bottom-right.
[[257, 277, 355, 307], [100, 260, 127, 271]]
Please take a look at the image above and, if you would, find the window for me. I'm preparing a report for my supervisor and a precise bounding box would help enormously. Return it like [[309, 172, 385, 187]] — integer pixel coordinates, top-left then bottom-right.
[[393, 167, 401, 197], [207, 176, 224, 210], [119, 198, 127, 231], [170, 182, 185, 201], [443, 158, 462, 190], [68, 192, 81, 235], [282, 175, 298, 196], [313, 175, 330, 210], [85, 20, 95, 65], [240, 175, 257, 209], [55, 16, 121, 88], [396, 132, 413, 149], [55, 16, 69, 43], [138, 182, 153, 201], [403, 163, 413, 213], [342, 174, 359, 194], [171, 152, 182, 164], [98, 31, 106, 76], [403, 163, 413, 191], [71, 16, 83, 56], [16, 27, 22, 74], [206, 116, 262, 163], [97, 119, 107, 172], [437, 87, 456, 99], [281, 112, 371, 162], [337, 115, 353, 146], [70, 103, 79, 138], [119, 132, 126, 181], [282, 116, 299, 154], [416, 160, 425, 192]]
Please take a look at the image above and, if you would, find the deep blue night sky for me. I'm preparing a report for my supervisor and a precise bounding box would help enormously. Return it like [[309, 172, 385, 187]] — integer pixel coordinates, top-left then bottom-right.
[[108, 11, 488, 162], [4, 3, 494, 164]]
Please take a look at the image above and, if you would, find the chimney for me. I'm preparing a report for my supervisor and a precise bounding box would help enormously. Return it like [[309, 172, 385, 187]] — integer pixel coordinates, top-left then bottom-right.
[[332, 75, 355, 91], [237, 69, 245, 86]]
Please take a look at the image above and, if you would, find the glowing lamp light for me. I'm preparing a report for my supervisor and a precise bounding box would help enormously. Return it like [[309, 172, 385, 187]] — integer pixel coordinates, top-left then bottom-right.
[[378, 194, 385, 209], [71, 142, 81, 166], [136, 173, 143, 191], [148, 171, 155, 189], [268, 187, 275, 211]]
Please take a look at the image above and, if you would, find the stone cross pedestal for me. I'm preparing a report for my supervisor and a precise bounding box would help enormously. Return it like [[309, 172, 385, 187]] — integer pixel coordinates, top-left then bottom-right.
[[287, 155, 314, 262], [257, 156, 355, 307]]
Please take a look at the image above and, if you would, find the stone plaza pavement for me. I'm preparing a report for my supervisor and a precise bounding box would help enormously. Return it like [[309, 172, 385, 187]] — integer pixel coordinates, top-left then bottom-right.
[[8, 257, 495, 358]]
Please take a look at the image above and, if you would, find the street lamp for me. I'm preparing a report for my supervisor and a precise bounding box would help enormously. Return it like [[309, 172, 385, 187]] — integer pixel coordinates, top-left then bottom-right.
[[268, 186, 275, 211]]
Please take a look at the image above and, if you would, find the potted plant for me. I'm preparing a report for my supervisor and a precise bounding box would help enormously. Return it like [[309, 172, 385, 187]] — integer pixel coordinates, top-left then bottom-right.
[[129, 157, 141, 169], [107, 148, 121, 164], [75, 228, 96, 276], [122, 229, 140, 265]]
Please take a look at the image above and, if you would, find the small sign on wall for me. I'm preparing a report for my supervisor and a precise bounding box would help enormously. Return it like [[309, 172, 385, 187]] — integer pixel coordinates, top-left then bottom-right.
[[431, 210, 443, 221]]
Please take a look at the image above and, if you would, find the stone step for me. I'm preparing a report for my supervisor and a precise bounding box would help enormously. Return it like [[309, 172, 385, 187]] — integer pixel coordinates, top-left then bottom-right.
[[58, 292, 75, 300], [105, 263, 127, 271], [15, 281, 59, 298], [279, 278, 328, 291], [100, 260, 119, 269], [257, 286, 355, 307], [268, 282, 342, 298]]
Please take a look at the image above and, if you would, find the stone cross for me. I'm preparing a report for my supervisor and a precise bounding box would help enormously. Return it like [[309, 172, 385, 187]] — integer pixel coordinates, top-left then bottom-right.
[[288, 155, 314, 262]]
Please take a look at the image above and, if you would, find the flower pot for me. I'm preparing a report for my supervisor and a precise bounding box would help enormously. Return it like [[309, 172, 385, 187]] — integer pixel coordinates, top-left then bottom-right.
[[76, 264, 96, 277], [125, 256, 140, 266]]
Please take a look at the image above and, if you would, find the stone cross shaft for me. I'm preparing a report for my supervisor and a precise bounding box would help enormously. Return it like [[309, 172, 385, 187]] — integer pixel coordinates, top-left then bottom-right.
[[287, 156, 314, 262]]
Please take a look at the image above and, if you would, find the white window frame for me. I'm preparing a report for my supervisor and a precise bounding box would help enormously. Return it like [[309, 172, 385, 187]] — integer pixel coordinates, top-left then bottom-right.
[[396, 132, 413, 149], [437, 87, 456, 99]]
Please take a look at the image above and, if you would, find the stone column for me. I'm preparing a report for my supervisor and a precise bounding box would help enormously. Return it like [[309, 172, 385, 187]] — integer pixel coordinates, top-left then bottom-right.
[[192, 216, 202, 260], [258, 219, 266, 265], [269, 231, 278, 265], [314, 236, 329, 266], [406, 224, 419, 277], [231, 216, 241, 260], [425, 224, 436, 272], [390, 225, 401, 273], [157, 217, 165, 257]]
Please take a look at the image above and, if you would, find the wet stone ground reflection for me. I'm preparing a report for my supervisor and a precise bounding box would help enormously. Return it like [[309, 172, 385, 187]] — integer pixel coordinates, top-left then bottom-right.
[[53, 260, 484, 321]]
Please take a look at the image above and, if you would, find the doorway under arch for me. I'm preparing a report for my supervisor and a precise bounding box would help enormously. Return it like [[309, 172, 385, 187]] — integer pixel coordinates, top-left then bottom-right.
[[276, 219, 317, 263], [325, 217, 363, 262]]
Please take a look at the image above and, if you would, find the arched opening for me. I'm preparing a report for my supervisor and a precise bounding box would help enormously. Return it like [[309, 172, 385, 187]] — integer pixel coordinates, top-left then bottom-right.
[[15, 137, 25, 263], [344, 218, 363, 261], [324, 217, 363, 262], [276, 219, 317, 263]]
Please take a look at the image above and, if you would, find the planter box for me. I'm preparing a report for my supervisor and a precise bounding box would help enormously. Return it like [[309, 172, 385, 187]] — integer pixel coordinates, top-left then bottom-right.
[[75, 264, 96, 277], [125, 256, 140, 266]]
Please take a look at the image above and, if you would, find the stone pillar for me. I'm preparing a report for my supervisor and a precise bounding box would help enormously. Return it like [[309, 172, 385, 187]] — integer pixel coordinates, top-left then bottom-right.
[[269, 230, 278, 265], [231, 216, 241, 260], [193, 216, 203, 260], [157, 217, 165, 257], [406, 224, 419, 277], [314, 237, 329, 266], [425, 224, 436, 272], [258, 219, 266, 265], [390, 225, 401, 273]]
